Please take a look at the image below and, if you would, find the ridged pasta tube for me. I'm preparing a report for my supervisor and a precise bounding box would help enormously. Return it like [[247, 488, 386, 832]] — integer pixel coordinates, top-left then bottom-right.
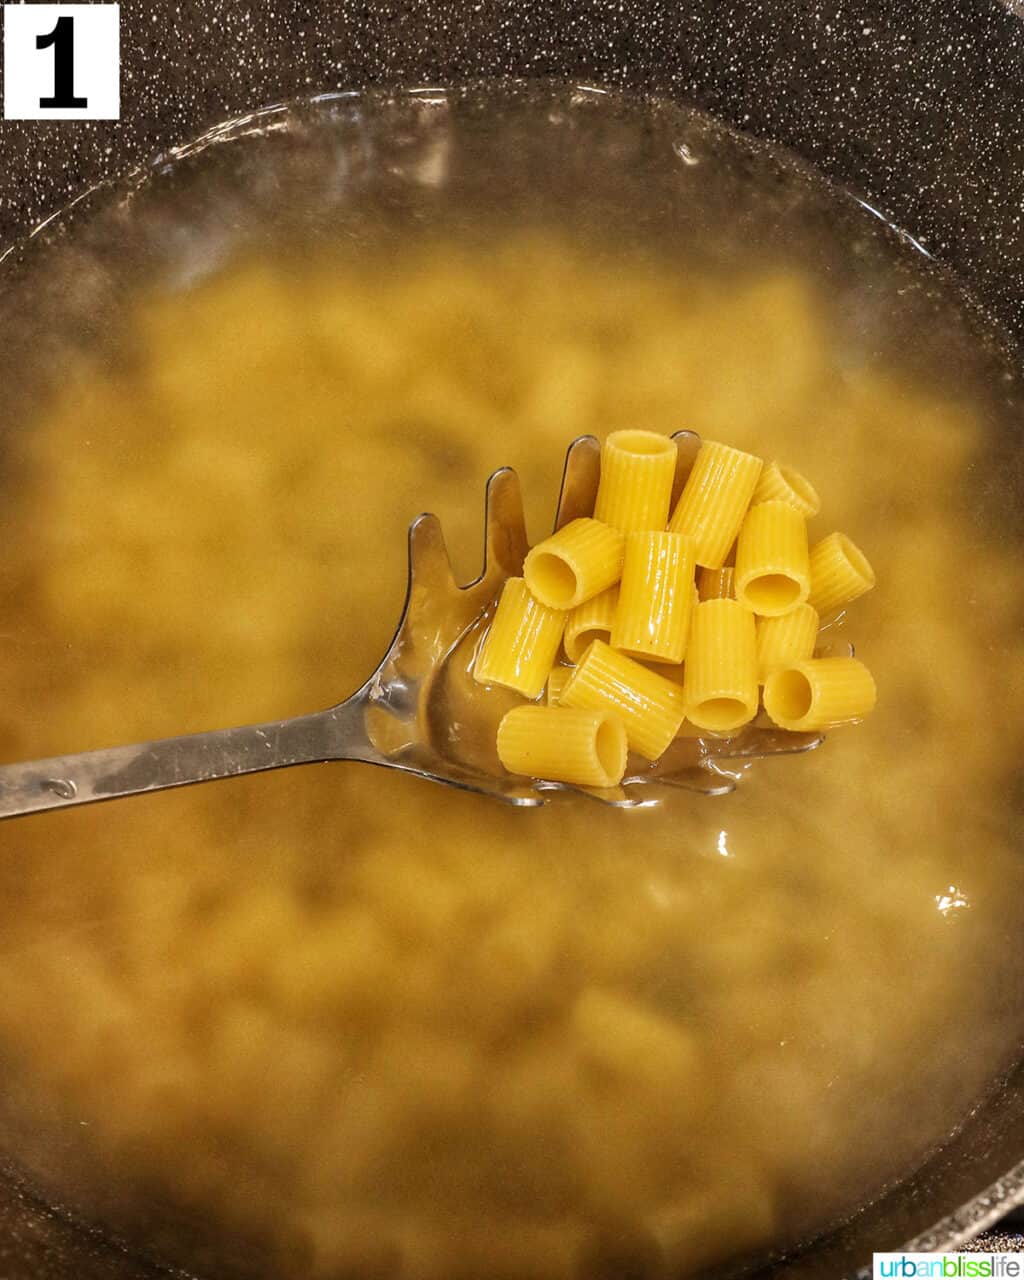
[[808, 532, 876, 616], [669, 440, 763, 569], [735, 500, 811, 617], [562, 638, 686, 760], [472, 578, 565, 698], [546, 666, 572, 706], [752, 460, 821, 517], [683, 599, 759, 733], [593, 429, 678, 533], [612, 531, 697, 664], [763, 657, 877, 731], [756, 603, 819, 684], [698, 565, 735, 601], [564, 586, 618, 664], [496, 705, 628, 787], [524, 518, 624, 611]]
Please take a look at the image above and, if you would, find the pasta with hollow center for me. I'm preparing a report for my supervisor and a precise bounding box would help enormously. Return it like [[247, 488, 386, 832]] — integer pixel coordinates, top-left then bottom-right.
[[593, 429, 679, 533], [734, 500, 811, 617], [764, 657, 877, 731], [524, 518, 625, 611]]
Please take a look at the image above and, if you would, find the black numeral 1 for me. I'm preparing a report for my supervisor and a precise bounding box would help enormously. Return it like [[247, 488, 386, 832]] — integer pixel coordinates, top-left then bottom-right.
[[37, 16, 88, 109]]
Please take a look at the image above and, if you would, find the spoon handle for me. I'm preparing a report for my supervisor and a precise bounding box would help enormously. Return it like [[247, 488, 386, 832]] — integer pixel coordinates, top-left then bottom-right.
[[0, 700, 375, 820]]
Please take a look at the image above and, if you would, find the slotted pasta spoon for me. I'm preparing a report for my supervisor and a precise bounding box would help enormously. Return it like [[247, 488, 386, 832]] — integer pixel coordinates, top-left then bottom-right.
[[0, 433, 822, 820]]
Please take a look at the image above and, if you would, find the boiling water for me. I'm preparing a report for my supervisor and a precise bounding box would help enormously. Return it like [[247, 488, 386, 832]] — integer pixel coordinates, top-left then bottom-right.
[[0, 82, 1023, 1280]]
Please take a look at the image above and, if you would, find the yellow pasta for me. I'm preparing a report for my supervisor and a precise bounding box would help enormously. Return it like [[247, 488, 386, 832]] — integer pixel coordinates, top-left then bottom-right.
[[612, 531, 697, 664], [473, 578, 565, 698], [546, 666, 572, 706], [698, 565, 735, 601], [668, 439, 763, 569], [763, 657, 877, 731], [593, 429, 678, 533], [561, 638, 686, 760], [752, 460, 821, 517], [756, 603, 819, 684], [808, 532, 876, 616], [523, 518, 624, 611], [734, 500, 811, 617], [496, 705, 628, 788], [682, 599, 759, 733], [564, 586, 618, 665]]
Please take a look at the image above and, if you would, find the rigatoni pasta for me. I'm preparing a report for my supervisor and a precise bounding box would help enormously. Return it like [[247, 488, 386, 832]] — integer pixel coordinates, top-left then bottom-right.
[[561, 639, 686, 760], [734, 500, 811, 617], [764, 657, 877, 731], [756, 604, 819, 684], [594, 430, 678, 533], [524, 518, 624, 611], [475, 429, 875, 789], [808, 532, 876, 616], [683, 599, 760, 733], [473, 578, 565, 698], [497, 706, 628, 787], [668, 440, 763, 568], [612, 532, 696, 664], [752, 460, 821, 517], [564, 586, 619, 665]]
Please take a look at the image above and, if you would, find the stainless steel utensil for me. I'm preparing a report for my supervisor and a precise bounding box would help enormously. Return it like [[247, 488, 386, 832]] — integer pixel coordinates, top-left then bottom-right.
[[0, 432, 822, 820]]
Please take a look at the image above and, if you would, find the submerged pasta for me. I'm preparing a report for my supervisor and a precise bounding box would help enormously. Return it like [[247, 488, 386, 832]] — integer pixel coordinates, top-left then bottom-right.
[[0, 233, 1022, 1280]]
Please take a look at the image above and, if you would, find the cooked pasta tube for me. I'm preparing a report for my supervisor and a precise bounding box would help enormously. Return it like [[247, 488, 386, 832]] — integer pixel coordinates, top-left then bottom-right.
[[734, 500, 811, 617], [561, 639, 686, 760], [546, 666, 572, 705], [564, 586, 618, 664], [808, 531, 876, 615], [683, 599, 759, 733], [524, 518, 624, 611], [593, 429, 678, 533], [698, 565, 735, 601], [472, 578, 565, 698], [752, 460, 821, 517], [496, 705, 628, 788], [612, 531, 697, 664], [756, 603, 819, 684], [668, 439, 763, 569], [763, 657, 877, 731]]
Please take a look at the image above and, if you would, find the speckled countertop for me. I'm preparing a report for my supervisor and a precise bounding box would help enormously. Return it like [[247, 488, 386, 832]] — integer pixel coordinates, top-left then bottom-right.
[[1, 0, 1024, 334]]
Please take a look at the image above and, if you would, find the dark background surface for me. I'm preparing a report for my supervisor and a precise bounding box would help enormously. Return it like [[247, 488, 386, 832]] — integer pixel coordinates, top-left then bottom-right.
[[2, 0, 1024, 337], [0, 0, 1023, 1274]]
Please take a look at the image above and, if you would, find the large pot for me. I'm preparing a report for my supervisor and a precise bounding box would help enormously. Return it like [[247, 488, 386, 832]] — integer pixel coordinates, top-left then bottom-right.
[[0, 1, 1022, 1276]]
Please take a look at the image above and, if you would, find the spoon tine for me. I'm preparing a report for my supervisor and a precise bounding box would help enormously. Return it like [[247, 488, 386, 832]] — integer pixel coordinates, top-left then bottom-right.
[[531, 778, 659, 808], [482, 466, 529, 581], [553, 435, 601, 531], [670, 429, 702, 507], [407, 512, 457, 595], [713, 729, 824, 759], [649, 767, 741, 797]]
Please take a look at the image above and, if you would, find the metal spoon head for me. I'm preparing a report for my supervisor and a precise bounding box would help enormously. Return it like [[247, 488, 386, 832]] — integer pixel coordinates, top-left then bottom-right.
[[361, 434, 825, 808]]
